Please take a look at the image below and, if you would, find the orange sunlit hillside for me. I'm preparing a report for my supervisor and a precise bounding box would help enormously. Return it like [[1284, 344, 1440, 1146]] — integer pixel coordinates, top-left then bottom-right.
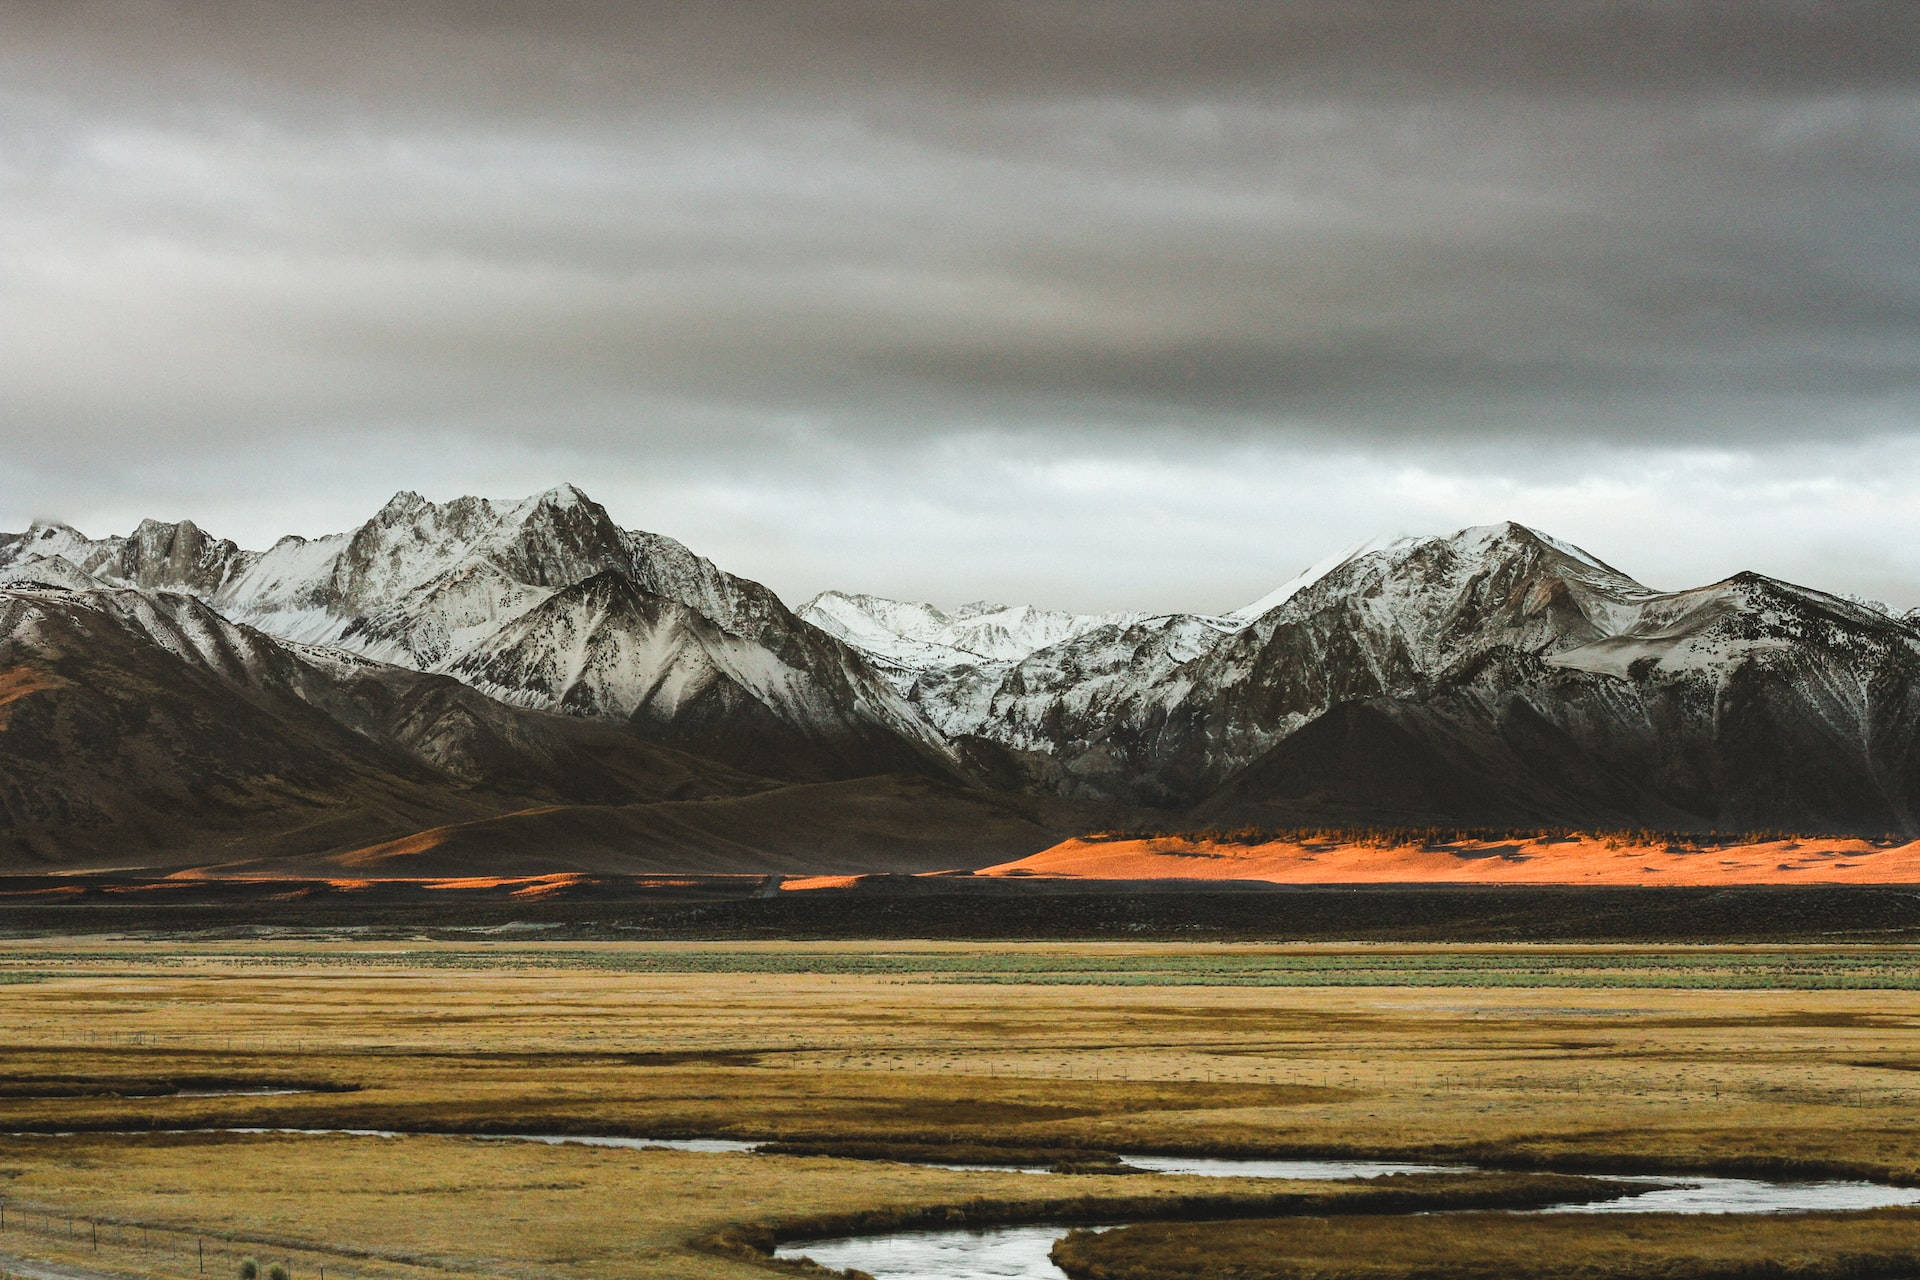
[[980, 832, 1920, 885]]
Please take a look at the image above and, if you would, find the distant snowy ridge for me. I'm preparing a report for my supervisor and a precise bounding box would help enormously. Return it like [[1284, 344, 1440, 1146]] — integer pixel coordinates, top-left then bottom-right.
[[798, 591, 1150, 671], [862, 520, 1920, 829], [9, 500, 1920, 831], [801, 531, 1415, 681]]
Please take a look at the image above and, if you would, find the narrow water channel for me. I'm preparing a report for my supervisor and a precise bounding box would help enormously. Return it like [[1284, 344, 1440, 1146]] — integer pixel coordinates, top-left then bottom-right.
[[10, 1128, 1918, 1280], [772, 1158, 1464, 1280], [775, 1163, 1920, 1280]]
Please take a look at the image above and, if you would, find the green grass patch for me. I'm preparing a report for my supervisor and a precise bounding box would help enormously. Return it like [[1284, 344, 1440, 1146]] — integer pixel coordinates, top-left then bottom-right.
[[11, 951, 1920, 990], [10, 947, 1920, 989]]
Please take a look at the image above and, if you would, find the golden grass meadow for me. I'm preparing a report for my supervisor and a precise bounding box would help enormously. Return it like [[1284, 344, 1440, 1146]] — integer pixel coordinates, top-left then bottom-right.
[[5, 941, 1920, 1280]]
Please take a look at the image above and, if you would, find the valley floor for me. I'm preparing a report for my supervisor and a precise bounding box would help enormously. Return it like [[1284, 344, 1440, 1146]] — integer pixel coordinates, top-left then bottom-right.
[[10, 876, 1920, 941], [5, 942, 1920, 1278]]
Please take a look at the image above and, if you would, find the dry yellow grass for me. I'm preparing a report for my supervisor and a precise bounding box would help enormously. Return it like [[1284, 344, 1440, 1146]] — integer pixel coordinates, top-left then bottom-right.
[[0, 1136, 1622, 1280], [3, 940, 1920, 1279], [1051, 1210, 1920, 1280]]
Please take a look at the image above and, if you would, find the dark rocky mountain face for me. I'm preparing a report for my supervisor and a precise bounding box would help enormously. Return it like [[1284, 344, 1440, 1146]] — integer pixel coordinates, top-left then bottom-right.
[[0, 587, 1066, 871], [1152, 534, 1920, 833], [1196, 630, 1920, 834], [0, 486, 953, 785], [1097, 524, 1670, 802], [856, 522, 1920, 834], [5, 496, 1919, 866], [445, 568, 946, 781], [0, 587, 745, 866]]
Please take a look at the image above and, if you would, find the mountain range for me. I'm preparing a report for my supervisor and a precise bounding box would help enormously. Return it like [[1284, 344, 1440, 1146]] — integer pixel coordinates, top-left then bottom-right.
[[4, 486, 1919, 874]]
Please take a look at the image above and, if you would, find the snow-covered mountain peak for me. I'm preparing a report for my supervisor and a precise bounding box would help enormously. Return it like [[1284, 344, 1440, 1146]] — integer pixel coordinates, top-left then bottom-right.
[[0, 485, 742, 656], [800, 592, 1000, 676], [1542, 567, 1920, 682], [276, 486, 634, 629], [797, 590, 1146, 672], [531, 482, 592, 510], [1441, 521, 1643, 583], [803, 590, 951, 638], [1401, 519, 1572, 565], [22, 518, 81, 539], [1229, 532, 1412, 622], [1260, 520, 1655, 626], [0, 486, 954, 782], [375, 490, 431, 521], [893, 517, 1734, 787], [16, 520, 90, 558], [0, 555, 99, 592], [1222, 522, 1641, 630]]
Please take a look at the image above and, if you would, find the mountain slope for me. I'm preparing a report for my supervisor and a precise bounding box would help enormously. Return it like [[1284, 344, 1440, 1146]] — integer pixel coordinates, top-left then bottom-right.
[[1119, 522, 1661, 795], [1198, 600, 1920, 834], [882, 522, 1662, 802], [802, 592, 1247, 777], [9, 497, 1920, 852], [0, 585, 770, 866], [853, 521, 1920, 833], [0, 585, 1065, 871], [0, 488, 952, 782], [910, 613, 1242, 758], [449, 570, 942, 780], [295, 775, 1076, 878], [1178, 535, 1920, 831]]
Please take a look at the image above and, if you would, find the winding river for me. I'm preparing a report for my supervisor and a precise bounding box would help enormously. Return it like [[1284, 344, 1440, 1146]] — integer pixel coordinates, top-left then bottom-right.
[[772, 1160, 1920, 1280], [12, 1129, 1920, 1280]]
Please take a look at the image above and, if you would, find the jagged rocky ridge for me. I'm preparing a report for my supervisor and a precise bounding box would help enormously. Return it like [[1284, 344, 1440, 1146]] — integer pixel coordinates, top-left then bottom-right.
[[800, 592, 1155, 680], [0, 584, 1066, 871], [6, 494, 1920, 859], [812, 524, 1920, 832], [1161, 527, 1920, 832], [2, 486, 952, 783], [0, 585, 749, 864]]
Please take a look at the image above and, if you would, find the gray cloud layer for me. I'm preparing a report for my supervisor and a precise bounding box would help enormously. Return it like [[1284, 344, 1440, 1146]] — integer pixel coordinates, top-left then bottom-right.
[[3, 2, 1917, 609]]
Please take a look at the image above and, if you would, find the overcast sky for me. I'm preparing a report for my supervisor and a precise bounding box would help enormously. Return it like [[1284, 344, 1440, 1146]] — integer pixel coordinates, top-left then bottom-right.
[[3, 2, 1918, 612]]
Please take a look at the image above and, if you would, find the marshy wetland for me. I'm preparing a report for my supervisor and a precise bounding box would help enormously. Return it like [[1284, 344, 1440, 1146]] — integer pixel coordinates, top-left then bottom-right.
[[7, 940, 1920, 1280]]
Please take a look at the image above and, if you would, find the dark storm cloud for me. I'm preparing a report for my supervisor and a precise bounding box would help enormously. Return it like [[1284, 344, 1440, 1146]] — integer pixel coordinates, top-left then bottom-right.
[[15, 2, 1919, 105], [2, 2, 1917, 607]]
